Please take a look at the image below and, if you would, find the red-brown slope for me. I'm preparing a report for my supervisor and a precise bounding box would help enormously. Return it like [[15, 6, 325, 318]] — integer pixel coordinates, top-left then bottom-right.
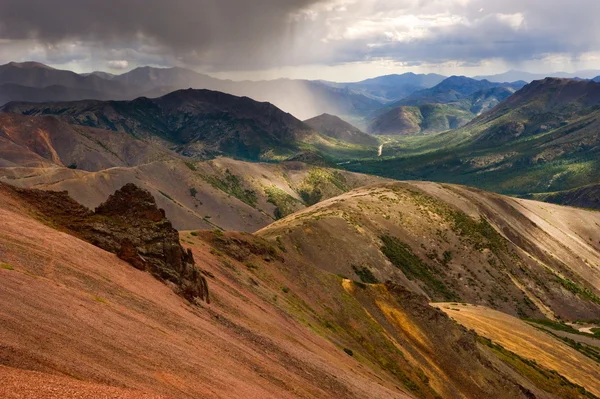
[[2, 183, 594, 398], [0, 185, 406, 399], [0, 112, 173, 170], [0, 366, 169, 399]]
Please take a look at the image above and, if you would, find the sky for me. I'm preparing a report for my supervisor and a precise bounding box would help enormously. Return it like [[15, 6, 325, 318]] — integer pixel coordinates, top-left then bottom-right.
[[1, 0, 600, 81]]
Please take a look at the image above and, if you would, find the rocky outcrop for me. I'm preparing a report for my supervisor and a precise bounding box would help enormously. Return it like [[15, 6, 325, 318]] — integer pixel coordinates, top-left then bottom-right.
[[5, 182, 209, 303]]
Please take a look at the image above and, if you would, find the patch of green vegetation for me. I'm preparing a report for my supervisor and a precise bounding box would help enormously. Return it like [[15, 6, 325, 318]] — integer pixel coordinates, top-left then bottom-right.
[[189, 187, 198, 197], [380, 235, 457, 301], [479, 336, 599, 399], [343, 105, 600, 199], [351, 264, 379, 284], [298, 168, 349, 206], [555, 335, 600, 364], [184, 161, 197, 171], [275, 236, 287, 253], [0, 262, 14, 271], [201, 169, 258, 208], [264, 186, 300, 219], [343, 348, 354, 356], [190, 231, 199, 237], [212, 229, 224, 237], [93, 295, 107, 304], [555, 276, 600, 305], [442, 250, 453, 265], [525, 319, 582, 334], [245, 262, 259, 270], [158, 190, 174, 201], [282, 286, 290, 294]]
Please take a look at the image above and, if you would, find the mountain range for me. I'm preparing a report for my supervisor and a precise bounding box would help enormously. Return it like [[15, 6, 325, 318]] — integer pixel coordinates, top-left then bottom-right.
[[3, 162, 600, 398], [2, 88, 329, 162], [475, 69, 600, 82], [368, 76, 525, 135], [0, 62, 442, 126], [2, 60, 600, 398], [349, 77, 600, 199]]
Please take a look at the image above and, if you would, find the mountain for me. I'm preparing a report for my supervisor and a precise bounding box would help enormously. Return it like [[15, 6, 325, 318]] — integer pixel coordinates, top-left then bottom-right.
[[593, 76, 600, 83], [321, 73, 446, 103], [0, 61, 134, 96], [259, 181, 600, 320], [348, 78, 600, 196], [112, 65, 224, 92], [304, 113, 379, 146], [3, 178, 600, 397], [533, 183, 600, 210], [456, 86, 518, 114], [0, 104, 384, 231], [0, 83, 121, 105], [367, 103, 473, 135], [2, 88, 327, 161], [476, 69, 600, 82], [114, 68, 386, 123], [394, 76, 525, 107], [80, 71, 117, 80], [0, 156, 387, 231], [0, 112, 173, 170], [367, 78, 523, 135], [0, 62, 386, 123]]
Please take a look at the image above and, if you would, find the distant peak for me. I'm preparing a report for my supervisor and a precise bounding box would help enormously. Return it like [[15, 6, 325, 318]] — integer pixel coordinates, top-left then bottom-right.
[[5, 61, 55, 70]]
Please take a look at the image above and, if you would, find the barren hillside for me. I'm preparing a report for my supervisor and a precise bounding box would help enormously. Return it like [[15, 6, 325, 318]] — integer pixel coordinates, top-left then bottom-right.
[[3, 182, 597, 398]]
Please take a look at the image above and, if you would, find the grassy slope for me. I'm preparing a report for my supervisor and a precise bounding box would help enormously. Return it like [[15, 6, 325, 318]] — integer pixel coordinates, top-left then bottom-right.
[[3, 180, 600, 397], [346, 80, 600, 196], [258, 181, 600, 321], [0, 158, 388, 231], [0, 182, 548, 399], [436, 303, 600, 398], [368, 104, 475, 136]]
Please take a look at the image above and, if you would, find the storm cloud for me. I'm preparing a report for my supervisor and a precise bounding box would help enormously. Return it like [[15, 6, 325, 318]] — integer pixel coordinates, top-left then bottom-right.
[[0, 0, 599, 76]]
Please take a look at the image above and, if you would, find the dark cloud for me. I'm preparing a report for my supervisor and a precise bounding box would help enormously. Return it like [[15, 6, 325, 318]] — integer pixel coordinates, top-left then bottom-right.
[[1, 0, 600, 73], [0, 0, 324, 70]]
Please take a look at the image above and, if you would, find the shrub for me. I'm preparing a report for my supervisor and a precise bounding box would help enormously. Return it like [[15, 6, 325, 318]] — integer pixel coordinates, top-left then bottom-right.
[[184, 161, 198, 171], [380, 235, 456, 300], [351, 264, 379, 284], [0, 262, 14, 270]]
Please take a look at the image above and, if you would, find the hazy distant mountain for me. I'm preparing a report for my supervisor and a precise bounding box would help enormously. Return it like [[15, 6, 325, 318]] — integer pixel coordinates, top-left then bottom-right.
[[0, 61, 134, 95], [304, 113, 379, 146], [0, 83, 115, 104], [367, 77, 523, 135], [112, 66, 224, 92], [0, 61, 385, 123], [394, 76, 525, 107], [320, 72, 446, 103], [475, 69, 600, 83], [80, 71, 117, 80]]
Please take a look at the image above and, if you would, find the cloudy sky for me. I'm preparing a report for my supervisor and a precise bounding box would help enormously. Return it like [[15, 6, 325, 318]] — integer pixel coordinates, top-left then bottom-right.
[[0, 0, 599, 81]]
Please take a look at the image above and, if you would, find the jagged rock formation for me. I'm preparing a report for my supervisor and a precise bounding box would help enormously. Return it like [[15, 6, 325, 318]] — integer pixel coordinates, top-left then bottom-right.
[[4, 182, 209, 302]]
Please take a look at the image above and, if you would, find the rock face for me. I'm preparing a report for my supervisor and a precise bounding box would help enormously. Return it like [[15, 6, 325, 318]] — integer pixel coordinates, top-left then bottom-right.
[[5, 182, 209, 303]]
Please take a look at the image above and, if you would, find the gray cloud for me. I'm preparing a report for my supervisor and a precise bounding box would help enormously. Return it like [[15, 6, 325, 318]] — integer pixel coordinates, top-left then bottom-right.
[[0, 0, 600, 73], [0, 0, 324, 70]]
